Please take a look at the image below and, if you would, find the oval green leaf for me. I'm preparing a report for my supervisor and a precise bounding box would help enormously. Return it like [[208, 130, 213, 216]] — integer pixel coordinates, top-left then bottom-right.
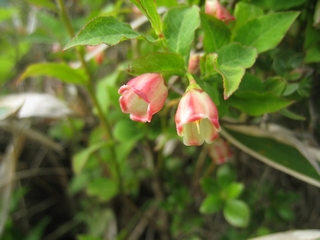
[[64, 16, 143, 50], [163, 6, 200, 57], [18, 62, 88, 85], [228, 91, 293, 116], [200, 194, 224, 214], [234, 12, 300, 53], [128, 52, 186, 76], [223, 199, 250, 227]]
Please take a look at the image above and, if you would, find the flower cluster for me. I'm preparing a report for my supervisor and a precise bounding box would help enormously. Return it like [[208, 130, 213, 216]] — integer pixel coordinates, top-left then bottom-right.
[[118, 73, 221, 146]]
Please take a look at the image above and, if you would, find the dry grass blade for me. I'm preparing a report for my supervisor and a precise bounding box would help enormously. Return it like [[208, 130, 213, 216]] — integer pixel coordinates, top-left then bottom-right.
[[0, 121, 63, 154], [249, 229, 320, 240], [0, 133, 25, 237]]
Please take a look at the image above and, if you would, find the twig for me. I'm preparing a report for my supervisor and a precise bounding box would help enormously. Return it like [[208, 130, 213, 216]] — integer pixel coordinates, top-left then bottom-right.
[[193, 143, 210, 188], [0, 168, 71, 188], [0, 120, 63, 154], [127, 207, 157, 240]]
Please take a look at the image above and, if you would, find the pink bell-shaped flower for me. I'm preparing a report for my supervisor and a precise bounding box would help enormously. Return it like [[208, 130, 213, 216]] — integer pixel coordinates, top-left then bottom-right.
[[118, 73, 168, 122], [205, 0, 235, 24], [175, 83, 221, 146]]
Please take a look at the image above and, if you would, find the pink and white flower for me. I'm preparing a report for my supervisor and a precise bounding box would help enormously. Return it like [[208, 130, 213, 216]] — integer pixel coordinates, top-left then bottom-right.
[[208, 138, 233, 165], [175, 83, 221, 146], [205, 0, 235, 24], [118, 73, 168, 122]]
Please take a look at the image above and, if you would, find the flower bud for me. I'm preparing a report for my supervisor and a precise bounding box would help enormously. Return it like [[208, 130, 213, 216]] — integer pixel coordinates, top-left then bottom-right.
[[188, 55, 200, 74], [208, 138, 232, 164], [118, 73, 168, 122], [86, 46, 104, 65], [175, 84, 221, 146], [205, 0, 235, 24]]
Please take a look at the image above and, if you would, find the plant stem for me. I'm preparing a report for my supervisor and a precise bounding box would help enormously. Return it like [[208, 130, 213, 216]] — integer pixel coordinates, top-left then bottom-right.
[[193, 143, 209, 186], [56, 0, 123, 193]]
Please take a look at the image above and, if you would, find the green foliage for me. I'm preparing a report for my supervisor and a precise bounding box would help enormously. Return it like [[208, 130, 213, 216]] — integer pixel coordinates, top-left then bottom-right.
[[249, 0, 307, 10], [233, 12, 300, 53], [73, 142, 107, 174], [130, 0, 163, 35], [27, 0, 57, 10], [0, 42, 30, 85], [128, 52, 186, 76], [224, 128, 320, 185], [203, 43, 257, 99], [18, 63, 88, 85], [233, 2, 264, 37], [200, 13, 231, 52], [228, 91, 293, 116], [200, 165, 250, 228], [64, 16, 145, 50], [223, 199, 250, 228], [163, 6, 200, 58], [86, 177, 118, 201]]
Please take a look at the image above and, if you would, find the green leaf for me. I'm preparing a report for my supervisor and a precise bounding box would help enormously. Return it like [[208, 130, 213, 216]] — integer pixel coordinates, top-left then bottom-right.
[[18, 63, 88, 85], [0, 42, 30, 84], [87, 177, 118, 201], [232, 2, 264, 37], [0, 8, 17, 23], [225, 183, 244, 199], [283, 83, 299, 96], [222, 127, 320, 187], [217, 164, 236, 188], [205, 44, 257, 99], [200, 13, 231, 52], [250, 0, 307, 10], [228, 91, 293, 116], [27, 0, 57, 11], [128, 52, 186, 76], [78, 235, 102, 240], [114, 119, 145, 142], [201, 177, 220, 195], [163, 6, 200, 58], [218, 65, 245, 99], [236, 73, 264, 94], [64, 16, 144, 50], [72, 142, 110, 174], [263, 77, 286, 96], [223, 199, 250, 227], [25, 217, 50, 240], [304, 18, 320, 49], [305, 45, 320, 63], [130, 0, 163, 35], [216, 43, 257, 68], [277, 206, 295, 221], [205, 53, 244, 100], [156, 0, 179, 7], [234, 12, 300, 53], [279, 108, 306, 121], [200, 195, 224, 214], [206, 53, 245, 99]]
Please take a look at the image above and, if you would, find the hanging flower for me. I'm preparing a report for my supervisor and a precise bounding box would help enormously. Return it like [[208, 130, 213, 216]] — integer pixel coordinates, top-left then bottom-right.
[[175, 83, 221, 146], [188, 54, 201, 74], [208, 138, 233, 165], [205, 0, 235, 24], [118, 73, 168, 122]]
